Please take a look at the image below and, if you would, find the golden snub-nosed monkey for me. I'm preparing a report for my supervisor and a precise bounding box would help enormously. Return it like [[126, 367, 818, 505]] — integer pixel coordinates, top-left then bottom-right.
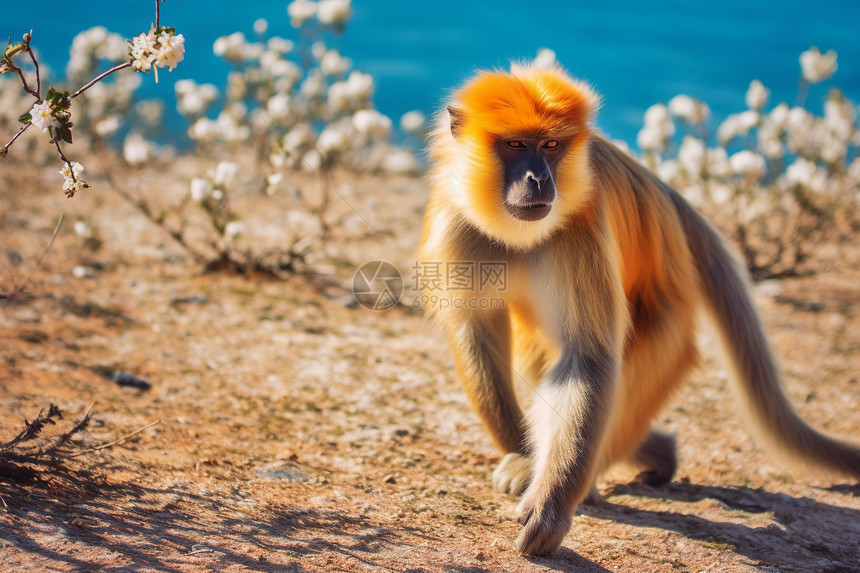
[[417, 63, 860, 556]]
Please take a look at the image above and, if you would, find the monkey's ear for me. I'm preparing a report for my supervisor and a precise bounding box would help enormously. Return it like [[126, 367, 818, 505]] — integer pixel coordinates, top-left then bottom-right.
[[447, 106, 465, 139]]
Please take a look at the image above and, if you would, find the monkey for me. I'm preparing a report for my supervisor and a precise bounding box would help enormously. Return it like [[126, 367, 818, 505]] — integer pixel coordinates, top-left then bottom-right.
[[416, 63, 860, 557]]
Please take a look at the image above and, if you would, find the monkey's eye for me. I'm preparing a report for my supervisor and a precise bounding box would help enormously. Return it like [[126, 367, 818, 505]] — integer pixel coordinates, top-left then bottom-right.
[[506, 140, 526, 149], [543, 140, 560, 149]]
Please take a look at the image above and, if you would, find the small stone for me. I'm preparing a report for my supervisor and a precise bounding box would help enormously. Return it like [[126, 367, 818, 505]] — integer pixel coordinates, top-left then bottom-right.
[[383, 475, 396, 484]]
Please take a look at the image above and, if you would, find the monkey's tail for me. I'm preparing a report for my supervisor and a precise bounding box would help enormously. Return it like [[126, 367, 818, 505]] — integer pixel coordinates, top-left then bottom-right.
[[671, 192, 860, 480]]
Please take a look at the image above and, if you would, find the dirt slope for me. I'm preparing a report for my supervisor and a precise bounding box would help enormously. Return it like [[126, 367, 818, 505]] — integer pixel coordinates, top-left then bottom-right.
[[1, 157, 859, 572]]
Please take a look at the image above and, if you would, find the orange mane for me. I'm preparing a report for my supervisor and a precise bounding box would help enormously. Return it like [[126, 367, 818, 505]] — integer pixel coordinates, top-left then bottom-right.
[[452, 67, 598, 140]]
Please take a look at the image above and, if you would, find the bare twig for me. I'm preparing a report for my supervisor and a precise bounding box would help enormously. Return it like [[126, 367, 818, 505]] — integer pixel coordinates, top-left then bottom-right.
[[27, 33, 41, 98], [69, 420, 161, 457], [45, 403, 96, 454], [71, 62, 133, 99], [1, 123, 31, 156]]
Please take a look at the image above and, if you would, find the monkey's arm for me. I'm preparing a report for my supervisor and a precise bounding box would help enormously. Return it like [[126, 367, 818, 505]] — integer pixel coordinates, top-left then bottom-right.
[[444, 309, 529, 456], [515, 226, 627, 556]]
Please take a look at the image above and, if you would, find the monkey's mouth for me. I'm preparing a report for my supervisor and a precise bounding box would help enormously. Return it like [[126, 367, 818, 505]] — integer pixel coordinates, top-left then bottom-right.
[[505, 202, 552, 221]]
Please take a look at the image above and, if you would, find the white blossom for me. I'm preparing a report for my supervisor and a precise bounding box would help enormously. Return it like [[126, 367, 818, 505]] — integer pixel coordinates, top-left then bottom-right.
[[710, 182, 734, 205], [644, 103, 671, 127], [824, 93, 856, 142], [131, 27, 185, 74], [716, 110, 759, 144], [668, 95, 709, 124], [729, 150, 766, 179], [320, 49, 351, 76], [677, 136, 707, 176], [745, 80, 770, 110], [300, 70, 326, 100], [212, 32, 261, 62], [317, 0, 352, 26], [29, 101, 62, 133], [656, 159, 679, 183], [532, 48, 557, 70], [253, 18, 268, 36], [757, 122, 784, 158], [785, 157, 827, 192], [123, 132, 155, 165], [383, 149, 418, 174], [301, 149, 323, 171], [400, 110, 426, 134], [706, 146, 732, 178], [176, 82, 218, 117], [312, 41, 328, 61], [224, 220, 247, 239], [352, 109, 391, 138], [283, 123, 315, 151], [267, 93, 292, 120], [800, 46, 837, 84], [211, 161, 239, 186], [317, 124, 350, 154], [345, 70, 374, 100], [637, 125, 667, 153], [74, 221, 92, 237], [327, 81, 352, 113], [267, 37, 295, 54], [637, 104, 675, 153], [819, 135, 846, 164], [288, 0, 317, 28], [769, 102, 790, 128], [60, 161, 87, 196], [190, 177, 213, 202], [93, 114, 122, 139]]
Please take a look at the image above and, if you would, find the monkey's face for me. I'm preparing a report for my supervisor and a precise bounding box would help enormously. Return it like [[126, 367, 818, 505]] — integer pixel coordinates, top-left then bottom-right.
[[494, 137, 566, 222], [436, 67, 598, 250]]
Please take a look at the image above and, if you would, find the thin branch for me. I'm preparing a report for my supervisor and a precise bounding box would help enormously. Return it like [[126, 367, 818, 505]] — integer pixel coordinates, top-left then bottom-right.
[[71, 61, 133, 99], [27, 34, 41, 98], [156, 0, 161, 28], [1, 122, 31, 156], [69, 420, 161, 457]]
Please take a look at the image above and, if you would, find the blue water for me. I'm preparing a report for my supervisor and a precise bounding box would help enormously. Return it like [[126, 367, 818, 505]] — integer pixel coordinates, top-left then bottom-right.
[[5, 0, 860, 147]]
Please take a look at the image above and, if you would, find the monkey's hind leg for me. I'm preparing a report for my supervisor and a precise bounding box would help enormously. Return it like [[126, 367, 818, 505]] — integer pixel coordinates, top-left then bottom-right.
[[633, 429, 677, 486]]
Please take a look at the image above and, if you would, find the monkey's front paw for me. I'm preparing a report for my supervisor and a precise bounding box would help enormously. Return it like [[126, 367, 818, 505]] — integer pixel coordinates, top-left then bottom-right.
[[514, 496, 572, 556], [492, 452, 532, 496]]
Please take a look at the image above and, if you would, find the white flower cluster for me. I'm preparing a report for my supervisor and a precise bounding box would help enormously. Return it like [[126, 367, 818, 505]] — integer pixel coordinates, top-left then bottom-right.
[[122, 131, 156, 165], [67, 26, 127, 85], [60, 160, 87, 196], [190, 160, 240, 203], [130, 26, 186, 74], [637, 103, 676, 152], [181, 5, 421, 176], [287, 0, 352, 30], [800, 46, 838, 84], [29, 100, 65, 133], [636, 47, 858, 241]]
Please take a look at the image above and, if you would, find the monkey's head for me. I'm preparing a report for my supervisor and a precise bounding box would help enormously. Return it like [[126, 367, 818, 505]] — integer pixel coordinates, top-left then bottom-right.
[[434, 65, 598, 250]]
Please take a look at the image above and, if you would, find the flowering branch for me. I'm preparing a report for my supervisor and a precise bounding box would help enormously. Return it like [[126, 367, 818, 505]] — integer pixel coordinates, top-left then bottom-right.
[[1, 1, 184, 196]]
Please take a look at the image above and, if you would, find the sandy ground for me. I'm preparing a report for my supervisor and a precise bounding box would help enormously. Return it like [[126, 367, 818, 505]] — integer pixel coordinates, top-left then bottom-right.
[[1, 153, 859, 572]]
